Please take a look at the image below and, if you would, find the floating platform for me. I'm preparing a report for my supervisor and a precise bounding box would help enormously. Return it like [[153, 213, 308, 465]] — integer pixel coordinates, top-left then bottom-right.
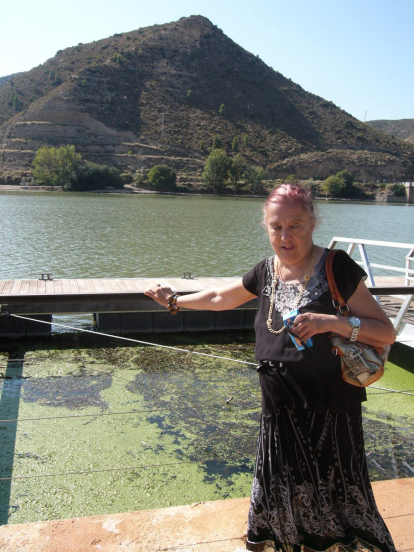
[[1, 276, 413, 338], [0, 277, 258, 337], [0, 478, 413, 552]]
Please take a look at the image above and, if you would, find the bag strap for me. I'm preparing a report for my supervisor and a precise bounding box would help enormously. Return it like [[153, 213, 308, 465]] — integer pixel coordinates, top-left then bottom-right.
[[325, 250, 350, 317]]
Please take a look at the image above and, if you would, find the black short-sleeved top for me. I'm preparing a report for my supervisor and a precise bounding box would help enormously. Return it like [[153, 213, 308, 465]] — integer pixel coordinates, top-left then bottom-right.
[[242, 248, 368, 414]]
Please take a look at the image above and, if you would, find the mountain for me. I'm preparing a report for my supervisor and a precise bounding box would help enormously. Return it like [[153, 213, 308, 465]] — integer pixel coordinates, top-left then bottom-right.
[[1, 15, 413, 184], [0, 73, 23, 88], [366, 119, 414, 144]]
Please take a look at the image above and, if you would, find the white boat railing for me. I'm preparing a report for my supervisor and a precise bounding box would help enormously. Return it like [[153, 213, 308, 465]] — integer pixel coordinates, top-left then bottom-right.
[[327, 237, 414, 286], [327, 237, 414, 346]]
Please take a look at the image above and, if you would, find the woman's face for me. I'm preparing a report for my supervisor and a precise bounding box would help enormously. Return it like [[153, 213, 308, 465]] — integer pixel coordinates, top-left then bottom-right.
[[265, 200, 315, 265]]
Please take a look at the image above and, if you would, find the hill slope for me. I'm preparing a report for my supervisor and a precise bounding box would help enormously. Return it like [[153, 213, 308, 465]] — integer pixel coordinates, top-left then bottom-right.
[[366, 119, 414, 144], [1, 15, 413, 184]]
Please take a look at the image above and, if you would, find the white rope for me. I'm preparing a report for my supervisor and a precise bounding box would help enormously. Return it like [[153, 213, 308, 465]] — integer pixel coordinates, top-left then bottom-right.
[[368, 385, 414, 396], [6, 315, 413, 396], [9, 314, 257, 366]]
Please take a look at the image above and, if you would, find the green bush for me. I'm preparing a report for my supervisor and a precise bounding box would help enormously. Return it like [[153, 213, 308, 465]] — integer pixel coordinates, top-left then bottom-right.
[[69, 161, 124, 191], [147, 165, 176, 191], [212, 135, 222, 149], [284, 173, 298, 184], [112, 53, 124, 64], [133, 172, 145, 187], [390, 183, 406, 197], [323, 175, 345, 197], [231, 136, 239, 152]]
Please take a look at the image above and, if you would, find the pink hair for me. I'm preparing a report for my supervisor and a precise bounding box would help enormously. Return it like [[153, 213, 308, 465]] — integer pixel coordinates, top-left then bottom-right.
[[263, 183, 317, 224]]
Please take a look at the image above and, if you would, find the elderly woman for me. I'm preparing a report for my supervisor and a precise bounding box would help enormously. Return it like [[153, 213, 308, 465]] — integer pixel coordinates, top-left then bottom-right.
[[145, 184, 396, 552]]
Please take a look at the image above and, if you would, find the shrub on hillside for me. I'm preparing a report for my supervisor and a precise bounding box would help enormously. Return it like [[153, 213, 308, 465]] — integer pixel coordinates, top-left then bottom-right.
[[147, 165, 176, 191]]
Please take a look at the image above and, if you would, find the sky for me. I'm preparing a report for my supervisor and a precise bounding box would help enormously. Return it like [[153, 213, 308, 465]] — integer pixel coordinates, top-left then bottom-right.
[[1, 0, 413, 122]]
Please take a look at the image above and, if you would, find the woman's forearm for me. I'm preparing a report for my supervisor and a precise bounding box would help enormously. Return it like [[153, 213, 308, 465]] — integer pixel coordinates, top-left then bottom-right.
[[145, 279, 256, 312], [330, 314, 396, 347]]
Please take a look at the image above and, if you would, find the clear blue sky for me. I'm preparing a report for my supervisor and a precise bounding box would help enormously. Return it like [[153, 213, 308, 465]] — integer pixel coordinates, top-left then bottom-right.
[[1, 0, 413, 121]]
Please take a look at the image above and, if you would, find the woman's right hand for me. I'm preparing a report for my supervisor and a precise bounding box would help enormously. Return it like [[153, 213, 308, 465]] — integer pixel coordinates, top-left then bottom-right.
[[144, 285, 174, 307]]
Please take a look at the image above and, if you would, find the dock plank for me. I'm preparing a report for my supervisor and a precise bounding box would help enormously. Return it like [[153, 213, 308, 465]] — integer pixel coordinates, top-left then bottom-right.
[[19, 281, 30, 294], [91, 279, 106, 293], [10, 280, 22, 295], [69, 279, 80, 294], [76, 279, 89, 293], [45, 280, 54, 294], [28, 280, 38, 294], [37, 280, 46, 294], [84, 280, 97, 294], [61, 280, 72, 294], [53, 280, 63, 294]]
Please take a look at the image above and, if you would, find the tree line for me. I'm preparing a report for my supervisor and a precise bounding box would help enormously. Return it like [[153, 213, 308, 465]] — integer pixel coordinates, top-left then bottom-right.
[[32, 146, 124, 191]]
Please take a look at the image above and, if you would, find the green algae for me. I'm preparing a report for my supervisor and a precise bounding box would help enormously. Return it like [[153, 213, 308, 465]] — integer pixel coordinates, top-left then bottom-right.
[[0, 334, 413, 525]]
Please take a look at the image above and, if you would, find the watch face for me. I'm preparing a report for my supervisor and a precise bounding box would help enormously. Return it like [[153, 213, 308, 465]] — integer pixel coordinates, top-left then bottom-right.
[[349, 317, 361, 327]]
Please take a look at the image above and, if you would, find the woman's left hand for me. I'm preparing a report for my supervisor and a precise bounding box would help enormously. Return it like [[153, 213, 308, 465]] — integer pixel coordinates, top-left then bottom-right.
[[292, 313, 337, 341]]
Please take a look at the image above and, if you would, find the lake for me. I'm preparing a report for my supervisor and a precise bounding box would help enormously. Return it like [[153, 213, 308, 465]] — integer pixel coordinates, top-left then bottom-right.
[[0, 192, 413, 280]]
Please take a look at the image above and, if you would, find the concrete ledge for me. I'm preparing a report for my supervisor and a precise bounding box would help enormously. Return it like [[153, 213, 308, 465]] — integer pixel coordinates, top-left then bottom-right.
[[0, 478, 413, 552]]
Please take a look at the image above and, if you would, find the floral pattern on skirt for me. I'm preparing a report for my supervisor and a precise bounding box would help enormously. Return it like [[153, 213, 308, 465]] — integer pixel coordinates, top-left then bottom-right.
[[246, 408, 395, 552]]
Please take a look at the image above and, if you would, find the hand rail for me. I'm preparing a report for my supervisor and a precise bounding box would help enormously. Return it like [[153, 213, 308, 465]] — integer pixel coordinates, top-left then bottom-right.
[[328, 237, 414, 286]]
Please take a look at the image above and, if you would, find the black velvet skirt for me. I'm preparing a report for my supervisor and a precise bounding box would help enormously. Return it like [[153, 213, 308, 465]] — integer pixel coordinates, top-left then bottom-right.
[[246, 407, 396, 552]]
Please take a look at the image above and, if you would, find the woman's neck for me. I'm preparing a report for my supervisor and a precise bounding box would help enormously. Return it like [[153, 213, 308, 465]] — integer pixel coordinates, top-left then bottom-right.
[[276, 245, 321, 284]]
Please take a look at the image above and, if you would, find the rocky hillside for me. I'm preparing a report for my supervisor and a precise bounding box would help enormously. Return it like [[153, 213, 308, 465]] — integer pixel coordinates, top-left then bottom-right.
[[0, 73, 23, 88], [1, 15, 413, 184], [366, 119, 414, 144]]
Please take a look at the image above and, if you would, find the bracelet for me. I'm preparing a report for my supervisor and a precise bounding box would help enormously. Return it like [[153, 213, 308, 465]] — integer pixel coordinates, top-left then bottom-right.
[[167, 293, 181, 315]]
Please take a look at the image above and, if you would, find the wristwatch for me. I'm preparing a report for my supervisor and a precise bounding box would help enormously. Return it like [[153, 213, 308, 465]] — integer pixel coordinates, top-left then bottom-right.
[[348, 316, 361, 342]]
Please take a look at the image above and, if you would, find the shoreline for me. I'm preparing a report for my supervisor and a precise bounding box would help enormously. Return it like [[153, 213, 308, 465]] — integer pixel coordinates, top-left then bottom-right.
[[0, 185, 411, 204]]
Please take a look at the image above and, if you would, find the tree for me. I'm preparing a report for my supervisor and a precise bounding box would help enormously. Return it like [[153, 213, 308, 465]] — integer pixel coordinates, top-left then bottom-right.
[[323, 175, 345, 197], [390, 183, 406, 197], [219, 103, 225, 115], [232, 136, 239, 152], [69, 161, 124, 191], [33, 145, 81, 189], [336, 170, 354, 189], [285, 173, 298, 184], [245, 166, 267, 194], [202, 149, 230, 194], [212, 135, 222, 149], [228, 153, 246, 193], [243, 134, 249, 146], [147, 165, 176, 191]]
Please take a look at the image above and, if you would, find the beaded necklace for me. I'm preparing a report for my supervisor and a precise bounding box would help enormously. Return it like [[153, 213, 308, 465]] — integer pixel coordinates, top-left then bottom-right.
[[266, 246, 316, 335]]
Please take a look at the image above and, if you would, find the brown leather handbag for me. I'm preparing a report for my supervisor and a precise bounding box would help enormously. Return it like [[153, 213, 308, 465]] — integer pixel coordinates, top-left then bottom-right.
[[326, 250, 389, 387]]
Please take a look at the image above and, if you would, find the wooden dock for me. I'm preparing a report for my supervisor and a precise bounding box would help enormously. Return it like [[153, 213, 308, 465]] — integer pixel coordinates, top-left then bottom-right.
[[0, 277, 258, 337], [0, 276, 413, 337]]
